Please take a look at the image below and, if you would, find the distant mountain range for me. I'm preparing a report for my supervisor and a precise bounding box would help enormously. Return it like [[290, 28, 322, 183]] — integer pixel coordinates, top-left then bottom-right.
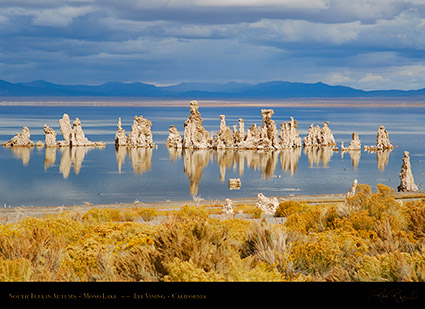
[[1, 79, 425, 98]]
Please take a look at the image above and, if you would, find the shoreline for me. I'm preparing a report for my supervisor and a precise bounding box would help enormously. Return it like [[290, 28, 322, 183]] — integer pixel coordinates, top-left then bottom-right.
[[1, 97, 425, 108], [1, 191, 424, 224]]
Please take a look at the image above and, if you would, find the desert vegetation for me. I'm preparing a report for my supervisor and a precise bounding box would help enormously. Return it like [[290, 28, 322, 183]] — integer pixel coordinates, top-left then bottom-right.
[[0, 184, 424, 282]]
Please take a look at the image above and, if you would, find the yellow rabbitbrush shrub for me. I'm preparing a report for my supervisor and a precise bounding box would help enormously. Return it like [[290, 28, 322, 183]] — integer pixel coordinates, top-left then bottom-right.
[[1, 185, 425, 282], [0, 257, 33, 281]]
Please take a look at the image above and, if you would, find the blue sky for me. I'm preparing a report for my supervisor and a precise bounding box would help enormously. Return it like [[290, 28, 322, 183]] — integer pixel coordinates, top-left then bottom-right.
[[1, 0, 425, 90]]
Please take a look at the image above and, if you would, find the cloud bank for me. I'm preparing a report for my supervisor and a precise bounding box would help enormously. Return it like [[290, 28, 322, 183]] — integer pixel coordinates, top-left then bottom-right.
[[1, 0, 425, 90]]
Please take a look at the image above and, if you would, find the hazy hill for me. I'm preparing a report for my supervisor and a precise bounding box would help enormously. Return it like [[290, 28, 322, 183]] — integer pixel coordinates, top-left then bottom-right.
[[1, 79, 424, 98]]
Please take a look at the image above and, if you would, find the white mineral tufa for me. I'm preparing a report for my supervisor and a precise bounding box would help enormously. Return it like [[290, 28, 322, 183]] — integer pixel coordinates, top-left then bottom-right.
[[214, 114, 234, 149], [397, 151, 418, 192], [279, 117, 302, 149], [2, 126, 34, 147], [222, 198, 234, 216], [320, 121, 336, 146], [165, 125, 183, 148], [43, 124, 57, 147], [303, 121, 336, 147], [255, 193, 279, 215], [115, 115, 154, 148], [261, 109, 279, 149], [115, 117, 127, 146], [346, 179, 358, 198], [365, 125, 394, 151], [126, 115, 155, 148], [342, 132, 361, 151], [58, 113, 105, 147], [58, 114, 73, 147], [376, 125, 393, 150], [228, 178, 241, 190], [182, 100, 213, 149]]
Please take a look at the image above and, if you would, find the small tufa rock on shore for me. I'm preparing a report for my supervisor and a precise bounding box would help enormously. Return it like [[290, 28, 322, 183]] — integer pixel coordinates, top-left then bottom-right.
[[222, 198, 234, 216], [255, 193, 279, 216], [346, 179, 358, 198], [2, 126, 34, 147], [397, 151, 418, 192]]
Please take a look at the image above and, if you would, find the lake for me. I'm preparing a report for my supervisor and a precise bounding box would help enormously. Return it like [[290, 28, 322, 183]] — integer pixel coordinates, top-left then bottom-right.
[[1, 103, 424, 207]]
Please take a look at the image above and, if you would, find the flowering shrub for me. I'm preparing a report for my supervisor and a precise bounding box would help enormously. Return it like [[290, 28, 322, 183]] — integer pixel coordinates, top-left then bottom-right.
[[0, 185, 424, 282]]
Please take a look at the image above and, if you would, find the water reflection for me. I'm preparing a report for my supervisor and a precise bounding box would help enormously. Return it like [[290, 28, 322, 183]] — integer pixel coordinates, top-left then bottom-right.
[[115, 146, 153, 175], [4, 145, 396, 198], [44, 147, 57, 170], [280, 148, 302, 175], [341, 150, 361, 169], [303, 146, 334, 167], [59, 147, 94, 178], [179, 149, 302, 196], [183, 149, 213, 196], [376, 150, 392, 171], [10, 147, 32, 166]]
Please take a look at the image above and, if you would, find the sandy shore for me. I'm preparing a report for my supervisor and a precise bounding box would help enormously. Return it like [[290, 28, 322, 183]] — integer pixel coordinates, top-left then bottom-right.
[[1, 97, 425, 107], [1, 191, 424, 224]]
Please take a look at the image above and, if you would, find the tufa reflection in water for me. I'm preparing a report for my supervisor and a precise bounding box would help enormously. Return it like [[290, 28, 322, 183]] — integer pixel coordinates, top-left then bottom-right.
[[174, 148, 302, 196], [4, 145, 394, 198], [115, 146, 153, 175]]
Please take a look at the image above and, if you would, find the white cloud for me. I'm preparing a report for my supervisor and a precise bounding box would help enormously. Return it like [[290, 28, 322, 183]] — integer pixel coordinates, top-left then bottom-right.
[[249, 19, 361, 45], [325, 73, 355, 85], [31, 5, 95, 27], [359, 73, 389, 83]]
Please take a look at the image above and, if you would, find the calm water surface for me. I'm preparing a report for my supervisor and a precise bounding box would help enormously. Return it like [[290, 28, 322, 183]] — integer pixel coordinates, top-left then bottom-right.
[[0, 104, 424, 207]]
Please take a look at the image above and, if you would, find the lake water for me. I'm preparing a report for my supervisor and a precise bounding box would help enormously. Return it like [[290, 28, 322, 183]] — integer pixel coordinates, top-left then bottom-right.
[[1, 104, 424, 207]]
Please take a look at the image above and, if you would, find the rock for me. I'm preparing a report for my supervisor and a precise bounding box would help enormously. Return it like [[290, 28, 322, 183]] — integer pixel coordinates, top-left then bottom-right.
[[222, 198, 234, 216], [320, 121, 336, 146], [228, 178, 241, 190], [397, 151, 418, 192], [182, 100, 213, 149], [342, 132, 361, 151], [376, 125, 393, 150], [261, 109, 279, 148], [214, 115, 235, 149], [127, 115, 155, 148], [114, 117, 127, 146], [36, 141, 44, 148], [279, 117, 302, 149], [233, 118, 245, 145], [58, 114, 105, 147], [165, 125, 183, 148], [2, 126, 34, 147], [303, 124, 322, 147], [114, 115, 154, 148], [43, 124, 57, 147], [346, 179, 358, 198], [240, 123, 262, 149], [255, 193, 279, 215], [365, 125, 394, 151], [303, 121, 336, 147], [58, 114, 73, 147]]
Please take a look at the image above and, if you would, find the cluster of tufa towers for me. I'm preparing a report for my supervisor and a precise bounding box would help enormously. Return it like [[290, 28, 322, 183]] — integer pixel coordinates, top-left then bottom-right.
[[2, 100, 420, 193]]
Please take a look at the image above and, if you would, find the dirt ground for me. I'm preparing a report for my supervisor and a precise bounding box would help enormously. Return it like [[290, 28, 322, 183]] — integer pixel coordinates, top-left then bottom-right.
[[1, 191, 424, 224]]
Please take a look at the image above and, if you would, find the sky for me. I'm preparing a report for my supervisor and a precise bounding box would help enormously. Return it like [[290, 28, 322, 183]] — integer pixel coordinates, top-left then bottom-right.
[[1, 0, 425, 90]]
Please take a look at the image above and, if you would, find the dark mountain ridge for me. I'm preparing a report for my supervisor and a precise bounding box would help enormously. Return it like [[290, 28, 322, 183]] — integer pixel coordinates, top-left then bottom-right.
[[1, 79, 424, 98]]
